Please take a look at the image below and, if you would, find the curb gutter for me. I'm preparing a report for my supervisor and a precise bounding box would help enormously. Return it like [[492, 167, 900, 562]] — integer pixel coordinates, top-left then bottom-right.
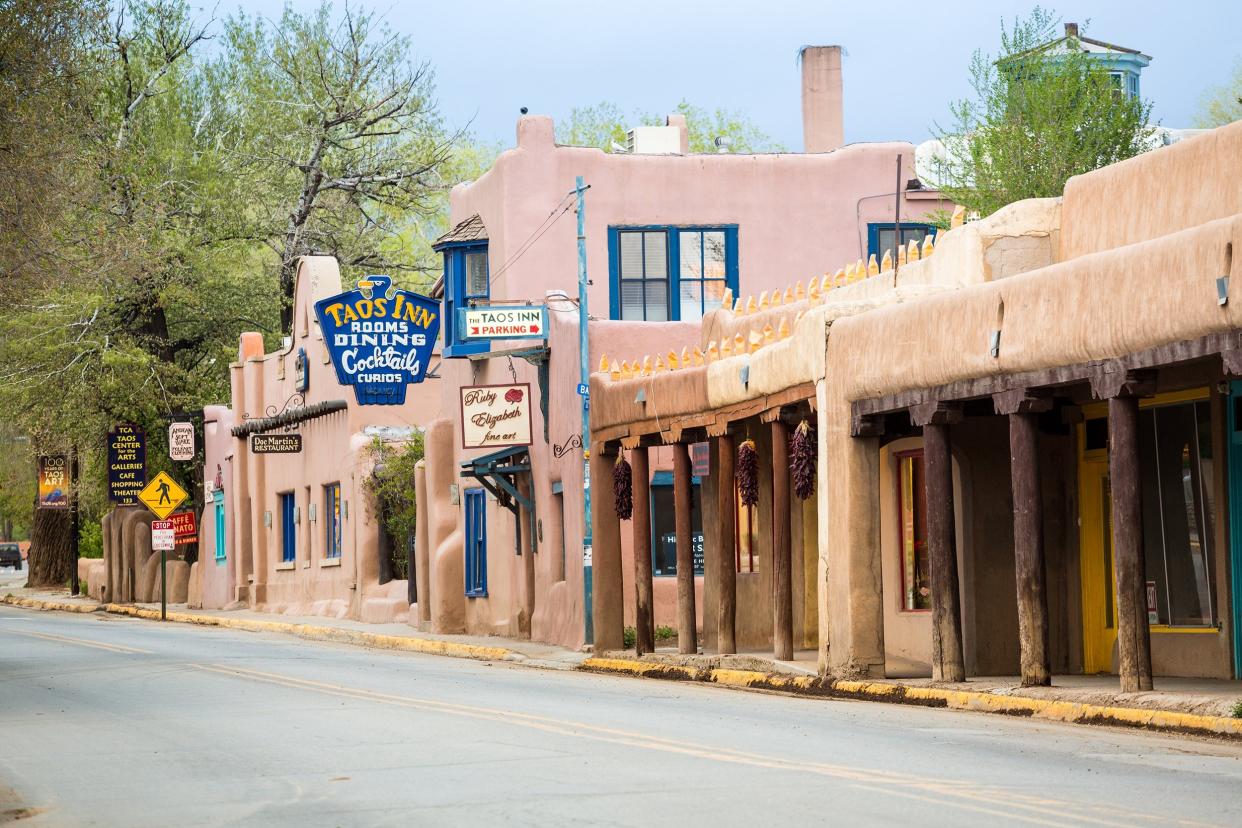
[[9, 593, 1240, 740], [580, 657, 1242, 740], [2, 594, 518, 663]]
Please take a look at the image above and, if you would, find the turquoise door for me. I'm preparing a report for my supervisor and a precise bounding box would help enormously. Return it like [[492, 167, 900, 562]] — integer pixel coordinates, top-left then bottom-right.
[[1229, 382, 1242, 677]]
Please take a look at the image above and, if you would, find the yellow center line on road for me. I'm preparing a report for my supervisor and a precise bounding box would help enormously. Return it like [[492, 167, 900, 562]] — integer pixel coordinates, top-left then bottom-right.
[[14, 629, 152, 655], [194, 662, 1209, 828]]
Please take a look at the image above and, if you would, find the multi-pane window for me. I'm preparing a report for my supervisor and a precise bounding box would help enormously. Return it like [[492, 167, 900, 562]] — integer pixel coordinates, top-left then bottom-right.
[[868, 223, 937, 265], [611, 226, 737, 322], [896, 450, 930, 611], [324, 482, 342, 559], [441, 242, 489, 357]]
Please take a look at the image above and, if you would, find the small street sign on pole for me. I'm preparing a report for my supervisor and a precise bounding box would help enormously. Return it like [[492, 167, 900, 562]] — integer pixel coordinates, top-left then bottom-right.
[[151, 519, 175, 621]]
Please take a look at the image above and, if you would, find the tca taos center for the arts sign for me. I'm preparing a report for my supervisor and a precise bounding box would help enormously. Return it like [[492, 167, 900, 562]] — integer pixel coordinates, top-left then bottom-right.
[[108, 424, 146, 505], [460, 384, 533, 449], [314, 274, 439, 406]]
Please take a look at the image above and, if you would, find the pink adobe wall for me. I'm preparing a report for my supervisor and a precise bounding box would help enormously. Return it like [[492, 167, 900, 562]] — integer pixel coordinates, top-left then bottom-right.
[[422, 115, 948, 648], [197, 404, 235, 610], [228, 256, 441, 622]]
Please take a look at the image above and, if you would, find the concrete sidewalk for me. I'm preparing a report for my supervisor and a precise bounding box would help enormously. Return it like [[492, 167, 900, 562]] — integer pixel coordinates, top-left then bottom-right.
[[7, 587, 1242, 740]]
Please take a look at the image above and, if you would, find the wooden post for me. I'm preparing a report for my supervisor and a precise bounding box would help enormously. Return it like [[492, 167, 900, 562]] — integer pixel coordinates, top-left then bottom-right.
[[1008, 410, 1051, 686], [1109, 395, 1154, 692], [673, 443, 698, 654], [771, 419, 794, 661], [923, 417, 965, 681], [716, 433, 737, 654], [631, 446, 655, 655], [517, 474, 535, 639], [589, 443, 625, 652]]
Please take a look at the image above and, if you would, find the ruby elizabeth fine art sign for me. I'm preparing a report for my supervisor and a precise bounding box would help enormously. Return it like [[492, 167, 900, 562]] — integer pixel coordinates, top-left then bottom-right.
[[459, 384, 533, 450]]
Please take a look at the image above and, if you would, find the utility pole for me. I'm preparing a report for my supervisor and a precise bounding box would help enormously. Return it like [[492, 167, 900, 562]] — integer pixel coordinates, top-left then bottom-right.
[[70, 447, 79, 596], [576, 175, 593, 645]]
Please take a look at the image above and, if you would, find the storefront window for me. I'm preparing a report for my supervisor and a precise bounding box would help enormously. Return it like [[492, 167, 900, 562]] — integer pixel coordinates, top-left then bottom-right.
[[1138, 400, 1216, 626], [651, 473, 704, 576], [897, 450, 930, 611]]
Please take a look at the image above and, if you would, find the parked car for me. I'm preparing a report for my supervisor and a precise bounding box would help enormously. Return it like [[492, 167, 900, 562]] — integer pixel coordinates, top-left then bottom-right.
[[0, 543, 20, 570]]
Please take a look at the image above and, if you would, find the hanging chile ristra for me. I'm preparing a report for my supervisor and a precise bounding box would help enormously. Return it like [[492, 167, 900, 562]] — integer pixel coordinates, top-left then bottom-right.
[[790, 419, 817, 500], [613, 452, 633, 520], [737, 439, 759, 507]]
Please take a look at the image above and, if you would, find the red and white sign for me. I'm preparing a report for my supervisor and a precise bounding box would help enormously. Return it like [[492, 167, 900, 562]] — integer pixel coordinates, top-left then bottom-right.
[[169, 511, 197, 546], [462, 307, 545, 340], [459, 383, 533, 450], [151, 520, 175, 551]]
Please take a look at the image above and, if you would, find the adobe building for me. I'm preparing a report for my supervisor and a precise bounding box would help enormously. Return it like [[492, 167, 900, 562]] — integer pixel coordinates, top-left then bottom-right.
[[589, 118, 1242, 689], [412, 45, 951, 650], [191, 256, 440, 623]]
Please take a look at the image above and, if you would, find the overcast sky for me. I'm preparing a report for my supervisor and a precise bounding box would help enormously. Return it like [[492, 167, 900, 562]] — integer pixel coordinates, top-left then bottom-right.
[[223, 0, 1240, 149]]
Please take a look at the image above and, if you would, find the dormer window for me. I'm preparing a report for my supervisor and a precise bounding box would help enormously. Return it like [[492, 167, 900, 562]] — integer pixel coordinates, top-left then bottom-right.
[[433, 214, 490, 358]]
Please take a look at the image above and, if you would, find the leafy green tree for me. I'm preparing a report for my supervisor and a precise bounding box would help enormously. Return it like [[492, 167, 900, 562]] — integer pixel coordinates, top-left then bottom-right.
[[1195, 57, 1242, 128], [931, 8, 1153, 217], [209, 3, 457, 329], [557, 99, 783, 153]]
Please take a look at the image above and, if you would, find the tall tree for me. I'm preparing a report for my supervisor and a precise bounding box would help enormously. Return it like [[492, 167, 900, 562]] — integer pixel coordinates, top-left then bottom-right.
[[557, 99, 782, 153], [1195, 57, 1242, 128], [931, 8, 1153, 217], [212, 4, 457, 330]]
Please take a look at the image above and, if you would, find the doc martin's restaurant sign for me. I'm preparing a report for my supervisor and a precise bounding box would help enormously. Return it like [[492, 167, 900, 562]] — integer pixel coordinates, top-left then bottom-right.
[[314, 274, 439, 405]]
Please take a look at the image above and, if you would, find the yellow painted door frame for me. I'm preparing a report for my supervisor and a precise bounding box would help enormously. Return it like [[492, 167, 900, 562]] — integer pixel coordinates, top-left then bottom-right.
[[1077, 436, 1115, 673]]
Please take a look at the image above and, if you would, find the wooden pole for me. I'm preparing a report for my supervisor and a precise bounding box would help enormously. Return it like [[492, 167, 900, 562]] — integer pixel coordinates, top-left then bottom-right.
[[716, 433, 737, 654], [517, 474, 535, 639], [673, 442, 698, 654], [1009, 412, 1051, 686], [924, 421, 965, 681], [589, 443, 625, 652], [771, 419, 794, 661], [631, 446, 655, 655], [1108, 396, 1154, 692]]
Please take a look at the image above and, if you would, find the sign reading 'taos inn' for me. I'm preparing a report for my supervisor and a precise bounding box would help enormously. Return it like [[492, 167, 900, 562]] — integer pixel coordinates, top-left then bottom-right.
[[314, 274, 441, 406]]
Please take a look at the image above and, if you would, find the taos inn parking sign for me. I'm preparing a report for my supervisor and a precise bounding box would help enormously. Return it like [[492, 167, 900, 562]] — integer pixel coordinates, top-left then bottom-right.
[[315, 274, 439, 405], [460, 306, 546, 340]]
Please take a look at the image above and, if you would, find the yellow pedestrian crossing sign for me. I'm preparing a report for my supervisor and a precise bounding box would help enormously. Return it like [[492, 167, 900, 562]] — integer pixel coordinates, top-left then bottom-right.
[[138, 471, 188, 520]]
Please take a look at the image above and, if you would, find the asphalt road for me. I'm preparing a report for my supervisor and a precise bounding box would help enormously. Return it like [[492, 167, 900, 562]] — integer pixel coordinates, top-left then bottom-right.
[[2, 604, 1241, 827]]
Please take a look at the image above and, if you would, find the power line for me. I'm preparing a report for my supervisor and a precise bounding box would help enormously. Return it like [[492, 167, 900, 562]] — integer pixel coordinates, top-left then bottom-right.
[[487, 187, 581, 286]]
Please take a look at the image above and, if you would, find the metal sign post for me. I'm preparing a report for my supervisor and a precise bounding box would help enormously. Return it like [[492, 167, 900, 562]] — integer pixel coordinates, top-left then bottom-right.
[[151, 520, 175, 621]]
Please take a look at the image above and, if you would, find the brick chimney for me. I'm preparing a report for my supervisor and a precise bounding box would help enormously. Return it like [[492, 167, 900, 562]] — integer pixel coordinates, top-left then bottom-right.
[[801, 46, 844, 153], [1064, 22, 1079, 39]]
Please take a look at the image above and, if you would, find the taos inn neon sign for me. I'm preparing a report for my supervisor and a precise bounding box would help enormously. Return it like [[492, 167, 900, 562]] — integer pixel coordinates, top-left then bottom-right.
[[315, 274, 440, 405]]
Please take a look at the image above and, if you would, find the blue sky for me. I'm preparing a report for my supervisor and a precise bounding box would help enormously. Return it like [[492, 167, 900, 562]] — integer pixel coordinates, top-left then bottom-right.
[[220, 0, 1240, 149]]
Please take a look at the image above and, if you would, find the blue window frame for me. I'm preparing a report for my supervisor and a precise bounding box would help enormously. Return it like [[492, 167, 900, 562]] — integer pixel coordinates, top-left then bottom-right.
[[464, 488, 487, 596], [867, 222, 937, 264], [324, 482, 342, 559], [279, 492, 296, 564], [608, 226, 738, 322], [213, 490, 226, 563], [649, 470, 704, 577], [441, 242, 489, 357]]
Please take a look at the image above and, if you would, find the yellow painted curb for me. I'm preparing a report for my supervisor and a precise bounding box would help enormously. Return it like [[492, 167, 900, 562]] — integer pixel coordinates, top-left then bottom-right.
[[100, 603, 516, 662], [580, 656, 1242, 739], [2, 594, 517, 663], [2, 594, 100, 614]]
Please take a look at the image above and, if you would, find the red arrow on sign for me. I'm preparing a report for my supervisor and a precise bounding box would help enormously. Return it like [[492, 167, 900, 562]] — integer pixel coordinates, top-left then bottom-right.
[[470, 326, 479, 334], [529, 325, 539, 333]]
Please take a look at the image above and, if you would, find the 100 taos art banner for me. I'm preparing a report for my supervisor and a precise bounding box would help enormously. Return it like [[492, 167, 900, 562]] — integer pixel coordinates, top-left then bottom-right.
[[315, 274, 440, 405], [460, 384, 533, 449]]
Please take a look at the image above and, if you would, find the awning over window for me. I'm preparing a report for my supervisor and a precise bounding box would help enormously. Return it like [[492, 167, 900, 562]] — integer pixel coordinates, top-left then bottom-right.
[[460, 446, 532, 513]]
